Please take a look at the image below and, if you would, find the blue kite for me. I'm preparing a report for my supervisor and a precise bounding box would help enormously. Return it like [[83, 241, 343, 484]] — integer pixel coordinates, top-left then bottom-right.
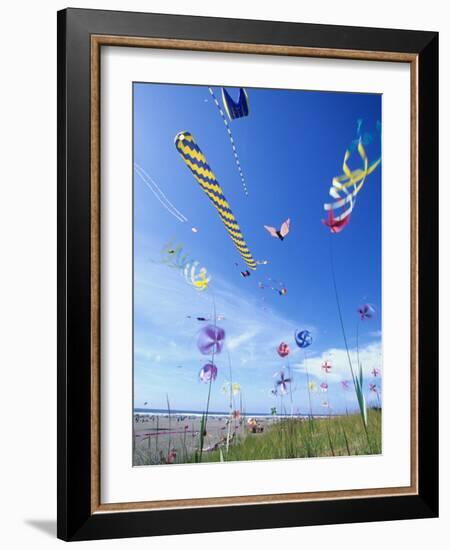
[[221, 88, 250, 120]]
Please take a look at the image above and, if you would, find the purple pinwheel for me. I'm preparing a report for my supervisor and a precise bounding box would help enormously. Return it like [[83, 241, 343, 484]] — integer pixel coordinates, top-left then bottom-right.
[[321, 360, 332, 373], [369, 383, 378, 393], [276, 371, 292, 395], [340, 380, 351, 390], [199, 363, 218, 383], [320, 382, 328, 393], [197, 324, 225, 355], [357, 303, 376, 320], [371, 368, 381, 377]]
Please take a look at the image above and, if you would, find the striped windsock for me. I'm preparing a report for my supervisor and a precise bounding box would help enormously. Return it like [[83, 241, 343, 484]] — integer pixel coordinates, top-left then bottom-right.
[[174, 131, 256, 270]]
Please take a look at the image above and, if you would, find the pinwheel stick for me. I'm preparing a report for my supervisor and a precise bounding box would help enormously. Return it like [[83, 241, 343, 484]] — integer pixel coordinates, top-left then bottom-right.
[[198, 294, 217, 462]]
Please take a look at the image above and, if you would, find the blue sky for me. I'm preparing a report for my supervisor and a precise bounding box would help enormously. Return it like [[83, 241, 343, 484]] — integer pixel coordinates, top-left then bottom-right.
[[133, 82, 382, 415]]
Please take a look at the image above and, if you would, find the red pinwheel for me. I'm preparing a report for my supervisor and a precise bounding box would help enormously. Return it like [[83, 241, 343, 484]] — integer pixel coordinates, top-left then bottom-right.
[[277, 342, 290, 358], [321, 360, 332, 373], [165, 449, 177, 464], [371, 368, 381, 377]]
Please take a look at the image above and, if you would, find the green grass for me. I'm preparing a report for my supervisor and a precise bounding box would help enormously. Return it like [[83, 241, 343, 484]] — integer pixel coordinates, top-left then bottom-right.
[[196, 410, 381, 463]]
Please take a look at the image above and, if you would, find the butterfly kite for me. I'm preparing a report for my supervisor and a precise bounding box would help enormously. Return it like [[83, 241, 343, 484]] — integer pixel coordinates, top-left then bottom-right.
[[264, 218, 290, 241]]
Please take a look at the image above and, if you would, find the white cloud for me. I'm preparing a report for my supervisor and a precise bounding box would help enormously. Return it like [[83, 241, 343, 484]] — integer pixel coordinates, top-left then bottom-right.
[[134, 256, 314, 373], [291, 341, 382, 381], [133, 236, 381, 411]]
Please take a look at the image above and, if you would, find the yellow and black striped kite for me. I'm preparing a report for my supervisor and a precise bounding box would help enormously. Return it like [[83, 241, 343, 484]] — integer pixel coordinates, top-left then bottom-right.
[[174, 131, 256, 270]]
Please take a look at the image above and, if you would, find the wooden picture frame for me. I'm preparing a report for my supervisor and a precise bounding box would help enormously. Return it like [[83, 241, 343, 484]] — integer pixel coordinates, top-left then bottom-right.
[[57, 7, 438, 541]]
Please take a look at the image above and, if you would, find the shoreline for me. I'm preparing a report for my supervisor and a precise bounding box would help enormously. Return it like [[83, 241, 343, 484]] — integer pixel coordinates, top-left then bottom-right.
[[133, 408, 346, 420]]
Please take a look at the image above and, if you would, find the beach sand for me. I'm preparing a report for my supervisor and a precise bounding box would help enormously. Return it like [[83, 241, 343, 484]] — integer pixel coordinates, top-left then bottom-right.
[[133, 413, 274, 465]]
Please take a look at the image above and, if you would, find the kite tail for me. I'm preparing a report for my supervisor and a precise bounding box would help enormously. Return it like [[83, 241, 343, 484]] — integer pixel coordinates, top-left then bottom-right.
[[174, 131, 256, 270], [208, 87, 249, 196], [134, 163, 188, 223]]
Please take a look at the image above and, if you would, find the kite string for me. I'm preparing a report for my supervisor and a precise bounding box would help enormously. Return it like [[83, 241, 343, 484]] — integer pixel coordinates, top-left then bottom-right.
[[329, 233, 371, 445], [134, 162, 188, 223], [328, 233, 356, 384], [208, 87, 249, 197], [135, 163, 187, 221]]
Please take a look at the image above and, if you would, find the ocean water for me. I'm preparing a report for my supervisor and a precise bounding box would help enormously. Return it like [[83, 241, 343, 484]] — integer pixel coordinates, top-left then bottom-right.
[[133, 408, 334, 419]]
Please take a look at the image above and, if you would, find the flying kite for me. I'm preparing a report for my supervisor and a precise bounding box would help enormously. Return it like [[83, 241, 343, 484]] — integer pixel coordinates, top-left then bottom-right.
[[322, 121, 381, 233], [183, 261, 211, 291], [158, 241, 190, 269], [175, 131, 256, 270], [234, 263, 251, 278], [264, 218, 290, 241], [259, 277, 287, 296], [157, 241, 212, 291], [358, 303, 376, 320], [208, 87, 249, 196], [221, 88, 250, 120], [187, 316, 208, 322]]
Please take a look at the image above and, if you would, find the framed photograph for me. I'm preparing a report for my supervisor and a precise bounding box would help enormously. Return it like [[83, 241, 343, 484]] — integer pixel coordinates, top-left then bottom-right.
[[57, 8, 438, 541]]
